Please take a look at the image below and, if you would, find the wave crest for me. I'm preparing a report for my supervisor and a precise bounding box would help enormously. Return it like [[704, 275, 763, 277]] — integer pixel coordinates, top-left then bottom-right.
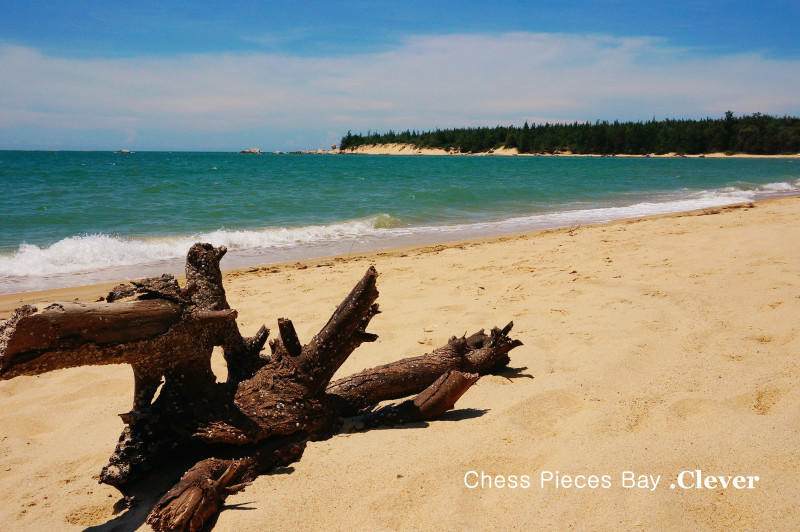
[[0, 214, 400, 277]]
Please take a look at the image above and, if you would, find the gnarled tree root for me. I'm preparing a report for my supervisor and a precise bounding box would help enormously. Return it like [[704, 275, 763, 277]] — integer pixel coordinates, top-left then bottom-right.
[[0, 243, 523, 531]]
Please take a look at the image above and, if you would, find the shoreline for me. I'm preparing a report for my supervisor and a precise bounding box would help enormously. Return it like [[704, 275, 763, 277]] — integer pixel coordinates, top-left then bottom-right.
[[3, 175, 798, 296], [332, 142, 800, 158], [0, 195, 792, 312]]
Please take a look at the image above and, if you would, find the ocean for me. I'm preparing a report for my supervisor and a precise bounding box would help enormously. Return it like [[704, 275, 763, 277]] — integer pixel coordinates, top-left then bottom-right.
[[1, 151, 798, 294]]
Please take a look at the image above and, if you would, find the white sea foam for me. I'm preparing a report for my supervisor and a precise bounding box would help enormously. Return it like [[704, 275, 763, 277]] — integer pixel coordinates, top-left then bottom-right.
[[757, 181, 796, 192], [1, 180, 797, 293], [373, 179, 793, 238], [0, 214, 399, 278]]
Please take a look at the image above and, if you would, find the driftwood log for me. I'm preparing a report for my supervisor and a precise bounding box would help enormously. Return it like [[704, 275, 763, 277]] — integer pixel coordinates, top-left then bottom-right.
[[0, 243, 522, 531]]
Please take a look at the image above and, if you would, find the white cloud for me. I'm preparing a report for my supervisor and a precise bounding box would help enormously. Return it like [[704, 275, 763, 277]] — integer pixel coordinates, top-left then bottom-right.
[[1, 33, 799, 149]]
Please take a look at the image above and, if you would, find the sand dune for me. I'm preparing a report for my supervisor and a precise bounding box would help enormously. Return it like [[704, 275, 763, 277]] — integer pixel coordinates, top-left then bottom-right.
[[1, 197, 799, 530]]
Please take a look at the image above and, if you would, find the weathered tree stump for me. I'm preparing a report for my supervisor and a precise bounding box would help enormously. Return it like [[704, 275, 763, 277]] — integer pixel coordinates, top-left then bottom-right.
[[0, 243, 522, 531]]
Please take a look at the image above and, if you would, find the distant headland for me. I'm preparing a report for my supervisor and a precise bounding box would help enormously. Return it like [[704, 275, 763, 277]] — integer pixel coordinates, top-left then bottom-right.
[[334, 112, 800, 157]]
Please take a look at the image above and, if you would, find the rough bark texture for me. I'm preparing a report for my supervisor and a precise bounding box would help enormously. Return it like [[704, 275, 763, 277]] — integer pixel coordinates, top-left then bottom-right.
[[0, 243, 522, 531], [326, 323, 522, 416]]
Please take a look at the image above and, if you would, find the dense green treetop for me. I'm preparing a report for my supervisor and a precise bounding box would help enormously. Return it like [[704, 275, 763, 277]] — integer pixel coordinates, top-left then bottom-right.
[[339, 113, 800, 155]]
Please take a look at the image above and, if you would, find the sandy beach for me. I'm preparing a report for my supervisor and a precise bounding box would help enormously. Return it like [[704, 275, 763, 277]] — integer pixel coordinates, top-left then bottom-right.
[[1, 195, 799, 530], [337, 142, 800, 158]]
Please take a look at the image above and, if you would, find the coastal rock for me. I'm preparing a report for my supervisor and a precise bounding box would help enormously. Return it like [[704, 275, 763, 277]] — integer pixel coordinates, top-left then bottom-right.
[[239, 148, 262, 154]]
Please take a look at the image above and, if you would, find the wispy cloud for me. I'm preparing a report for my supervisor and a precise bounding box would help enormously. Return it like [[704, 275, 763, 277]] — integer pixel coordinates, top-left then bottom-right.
[[1, 32, 799, 149]]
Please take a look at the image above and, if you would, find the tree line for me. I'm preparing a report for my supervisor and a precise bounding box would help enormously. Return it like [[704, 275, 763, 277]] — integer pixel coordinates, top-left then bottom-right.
[[339, 112, 800, 155]]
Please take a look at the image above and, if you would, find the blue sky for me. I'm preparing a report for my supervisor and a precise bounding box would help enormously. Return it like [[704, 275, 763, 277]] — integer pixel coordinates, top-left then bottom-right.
[[1, 1, 799, 150]]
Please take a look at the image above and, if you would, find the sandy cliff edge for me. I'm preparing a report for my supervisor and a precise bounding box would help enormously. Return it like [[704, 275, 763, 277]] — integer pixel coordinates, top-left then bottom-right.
[[334, 142, 800, 158]]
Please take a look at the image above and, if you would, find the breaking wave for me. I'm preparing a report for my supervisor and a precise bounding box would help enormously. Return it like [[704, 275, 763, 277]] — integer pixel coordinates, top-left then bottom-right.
[[0, 214, 400, 278], [0, 179, 797, 292]]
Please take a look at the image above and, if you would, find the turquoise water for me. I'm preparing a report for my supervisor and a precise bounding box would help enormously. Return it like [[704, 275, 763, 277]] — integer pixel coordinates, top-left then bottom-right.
[[0, 151, 798, 293]]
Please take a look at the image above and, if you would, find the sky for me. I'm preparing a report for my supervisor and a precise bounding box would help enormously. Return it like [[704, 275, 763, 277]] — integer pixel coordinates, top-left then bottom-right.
[[1, 1, 799, 151]]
